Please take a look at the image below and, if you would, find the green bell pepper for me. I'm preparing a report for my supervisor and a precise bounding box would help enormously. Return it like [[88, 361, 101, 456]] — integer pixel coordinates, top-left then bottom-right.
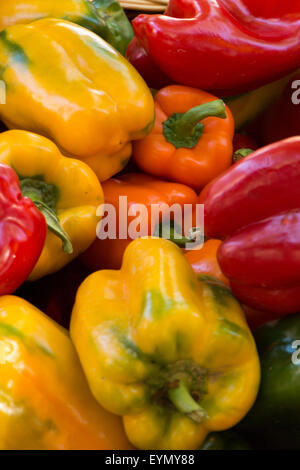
[[239, 313, 300, 449]]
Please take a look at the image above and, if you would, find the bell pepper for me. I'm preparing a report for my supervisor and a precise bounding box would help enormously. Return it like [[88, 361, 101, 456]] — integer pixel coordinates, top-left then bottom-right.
[[0, 296, 132, 450], [238, 313, 300, 449], [0, 18, 154, 182], [127, 0, 300, 96], [71, 237, 260, 450], [81, 172, 198, 271], [0, 163, 46, 295], [0, 0, 133, 56], [184, 240, 228, 286], [249, 72, 300, 145], [0, 130, 103, 281], [200, 137, 300, 315], [128, 40, 293, 131], [133, 86, 234, 191]]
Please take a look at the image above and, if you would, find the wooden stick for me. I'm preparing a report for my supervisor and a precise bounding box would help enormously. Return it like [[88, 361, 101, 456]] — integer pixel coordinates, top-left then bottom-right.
[[121, 3, 165, 10], [122, 0, 161, 5], [120, 0, 167, 8]]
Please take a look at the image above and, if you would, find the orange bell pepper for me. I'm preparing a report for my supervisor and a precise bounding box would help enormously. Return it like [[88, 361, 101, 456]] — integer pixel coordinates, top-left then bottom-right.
[[132, 85, 234, 190], [81, 172, 198, 270], [184, 239, 229, 286]]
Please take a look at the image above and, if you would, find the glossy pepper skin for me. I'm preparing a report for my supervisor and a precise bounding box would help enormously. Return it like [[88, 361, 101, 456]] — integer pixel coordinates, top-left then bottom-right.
[[0, 130, 103, 281], [0, 296, 132, 450], [81, 172, 198, 271], [133, 86, 234, 191], [0, 0, 133, 56], [128, 0, 300, 96], [239, 313, 300, 449], [71, 237, 260, 450], [0, 164, 46, 295], [200, 137, 300, 315], [127, 40, 293, 131], [0, 18, 154, 182]]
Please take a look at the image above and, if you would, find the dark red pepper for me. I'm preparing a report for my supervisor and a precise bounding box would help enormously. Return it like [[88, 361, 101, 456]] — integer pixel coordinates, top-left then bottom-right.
[[218, 211, 300, 289], [128, 0, 300, 96], [0, 164, 46, 295], [126, 37, 171, 90], [200, 138, 300, 239], [200, 137, 300, 316]]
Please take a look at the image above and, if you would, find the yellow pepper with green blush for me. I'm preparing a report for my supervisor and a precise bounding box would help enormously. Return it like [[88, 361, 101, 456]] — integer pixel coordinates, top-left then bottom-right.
[[0, 18, 154, 181], [0, 0, 133, 56], [0, 130, 103, 280], [71, 237, 260, 450]]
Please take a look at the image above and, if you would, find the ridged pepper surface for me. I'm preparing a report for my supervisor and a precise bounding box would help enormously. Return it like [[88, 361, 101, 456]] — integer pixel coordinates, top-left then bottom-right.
[[71, 237, 260, 450]]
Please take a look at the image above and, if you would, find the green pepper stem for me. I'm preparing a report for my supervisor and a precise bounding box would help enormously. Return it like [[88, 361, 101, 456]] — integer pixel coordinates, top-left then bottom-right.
[[165, 223, 191, 247], [232, 148, 254, 163], [176, 100, 226, 138], [163, 100, 227, 149], [168, 380, 207, 423], [34, 201, 73, 255]]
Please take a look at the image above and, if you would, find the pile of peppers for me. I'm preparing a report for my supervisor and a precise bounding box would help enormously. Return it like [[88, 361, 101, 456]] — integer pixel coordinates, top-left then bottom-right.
[[0, 0, 299, 452]]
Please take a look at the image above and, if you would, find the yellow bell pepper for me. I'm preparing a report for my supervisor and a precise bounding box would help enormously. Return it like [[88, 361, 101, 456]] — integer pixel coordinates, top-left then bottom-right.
[[71, 237, 260, 450], [0, 18, 154, 181], [0, 0, 133, 56], [0, 296, 133, 450], [0, 130, 103, 280]]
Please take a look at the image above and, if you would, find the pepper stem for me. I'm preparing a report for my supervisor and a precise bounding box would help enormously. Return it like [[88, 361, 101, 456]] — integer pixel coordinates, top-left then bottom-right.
[[232, 148, 254, 163], [20, 180, 73, 255], [163, 99, 227, 149], [34, 201, 73, 255], [168, 225, 191, 247], [168, 380, 207, 423], [157, 221, 191, 247]]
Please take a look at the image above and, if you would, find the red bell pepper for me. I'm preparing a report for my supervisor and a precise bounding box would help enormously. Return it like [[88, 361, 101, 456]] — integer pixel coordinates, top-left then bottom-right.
[[128, 0, 300, 96], [0, 163, 46, 295], [199, 137, 300, 315]]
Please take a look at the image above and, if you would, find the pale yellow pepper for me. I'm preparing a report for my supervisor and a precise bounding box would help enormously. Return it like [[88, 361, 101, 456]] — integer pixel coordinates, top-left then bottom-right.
[[0, 18, 154, 181]]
